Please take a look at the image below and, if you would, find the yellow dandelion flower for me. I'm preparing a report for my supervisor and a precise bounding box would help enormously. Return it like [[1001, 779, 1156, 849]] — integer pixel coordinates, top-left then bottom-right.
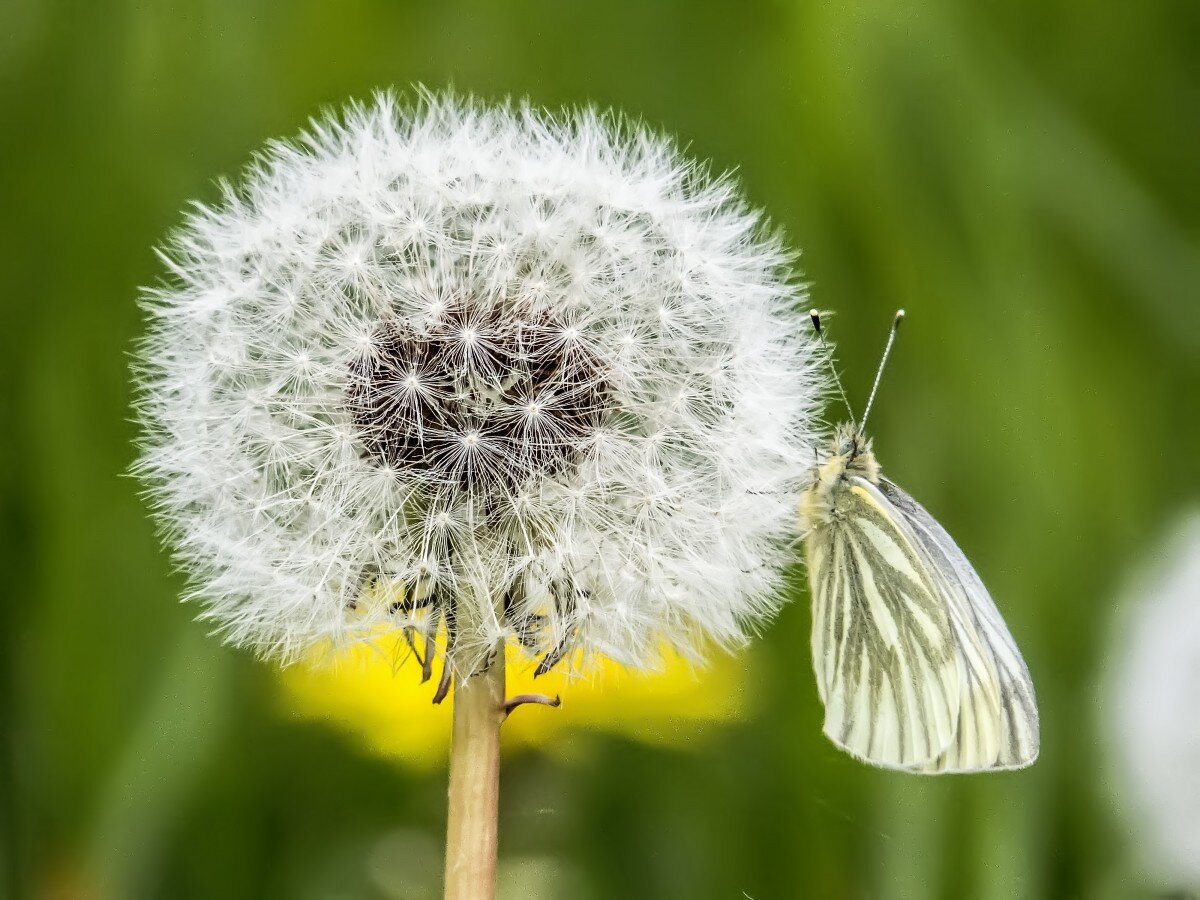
[[279, 641, 751, 768]]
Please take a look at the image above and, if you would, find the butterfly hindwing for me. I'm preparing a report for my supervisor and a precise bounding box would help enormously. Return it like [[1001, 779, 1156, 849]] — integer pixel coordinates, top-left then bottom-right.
[[807, 476, 961, 768], [879, 478, 1040, 772]]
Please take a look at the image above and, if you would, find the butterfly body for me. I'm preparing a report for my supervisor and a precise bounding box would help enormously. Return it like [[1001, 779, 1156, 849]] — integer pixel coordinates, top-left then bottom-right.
[[799, 424, 879, 527], [801, 422, 1039, 773]]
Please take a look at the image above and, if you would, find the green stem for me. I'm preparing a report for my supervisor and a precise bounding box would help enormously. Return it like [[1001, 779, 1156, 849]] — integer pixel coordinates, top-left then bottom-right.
[[443, 647, 505, 900]]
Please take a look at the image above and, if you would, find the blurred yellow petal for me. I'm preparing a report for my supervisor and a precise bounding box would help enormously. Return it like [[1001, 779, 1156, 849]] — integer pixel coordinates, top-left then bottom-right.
[[277, 640, 752, 768]]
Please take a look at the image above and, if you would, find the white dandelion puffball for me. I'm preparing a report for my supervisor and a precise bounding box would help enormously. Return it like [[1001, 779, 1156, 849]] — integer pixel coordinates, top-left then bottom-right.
[[1107, 512, 1200, 886], [135, 92, 825, 676]]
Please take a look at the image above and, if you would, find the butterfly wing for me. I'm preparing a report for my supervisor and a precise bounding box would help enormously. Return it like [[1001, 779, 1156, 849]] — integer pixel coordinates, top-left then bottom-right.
[[879, 478, 1040, 772], [806, 477, 961, 768]]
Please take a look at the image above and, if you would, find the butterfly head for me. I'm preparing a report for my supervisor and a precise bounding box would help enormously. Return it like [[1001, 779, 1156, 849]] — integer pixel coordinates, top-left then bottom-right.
[[831, 422, 880, 483], [800, 424, 880, 528], [802, 309, 899, 526]]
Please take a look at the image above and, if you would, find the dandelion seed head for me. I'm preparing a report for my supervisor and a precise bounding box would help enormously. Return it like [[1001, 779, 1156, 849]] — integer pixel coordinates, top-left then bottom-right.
[[1107, 513, 1200, 887], [134, 90, 827, 673]]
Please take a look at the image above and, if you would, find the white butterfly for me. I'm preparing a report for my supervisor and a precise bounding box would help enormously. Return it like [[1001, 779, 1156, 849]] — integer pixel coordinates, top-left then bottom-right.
[[800, 311, 1039, 772]]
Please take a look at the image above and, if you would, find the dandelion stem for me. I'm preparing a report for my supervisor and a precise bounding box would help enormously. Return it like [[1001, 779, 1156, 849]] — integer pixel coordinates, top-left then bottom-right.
[[443, 646, 505, 900]]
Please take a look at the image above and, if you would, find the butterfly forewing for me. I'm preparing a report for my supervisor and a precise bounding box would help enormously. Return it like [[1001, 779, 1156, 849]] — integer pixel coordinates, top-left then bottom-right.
[[808, 477, 961, 768], [879, 478, 1040, 772]]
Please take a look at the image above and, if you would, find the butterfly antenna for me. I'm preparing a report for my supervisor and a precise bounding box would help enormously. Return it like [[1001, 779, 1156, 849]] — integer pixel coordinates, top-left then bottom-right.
[[859, 309, 905, 431], [809, 309, 855, 426]]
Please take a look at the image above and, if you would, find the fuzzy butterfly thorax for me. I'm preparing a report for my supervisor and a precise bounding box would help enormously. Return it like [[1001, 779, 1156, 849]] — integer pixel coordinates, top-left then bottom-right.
[[799, 424, 881, 529]]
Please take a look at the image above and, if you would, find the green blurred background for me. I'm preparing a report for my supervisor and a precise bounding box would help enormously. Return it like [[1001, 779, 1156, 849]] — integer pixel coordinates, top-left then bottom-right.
[[2, 0, 1198, 897]]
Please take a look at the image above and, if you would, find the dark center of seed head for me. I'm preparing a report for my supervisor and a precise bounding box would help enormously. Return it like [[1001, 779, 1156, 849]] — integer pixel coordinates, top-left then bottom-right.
[[348, 304, 607, 491]]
